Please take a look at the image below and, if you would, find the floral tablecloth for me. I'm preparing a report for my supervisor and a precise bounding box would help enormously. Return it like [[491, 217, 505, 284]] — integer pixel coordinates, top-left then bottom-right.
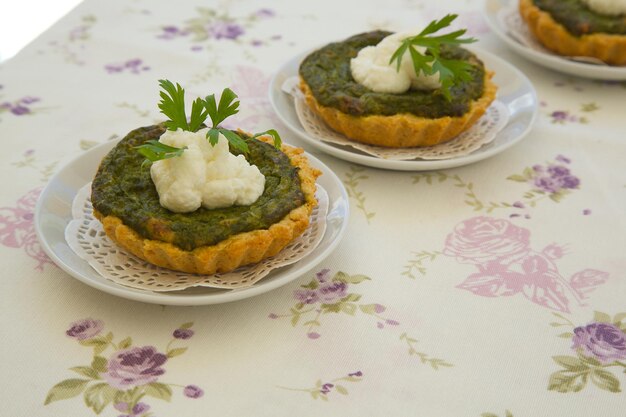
[[1, 0, 625, 416]]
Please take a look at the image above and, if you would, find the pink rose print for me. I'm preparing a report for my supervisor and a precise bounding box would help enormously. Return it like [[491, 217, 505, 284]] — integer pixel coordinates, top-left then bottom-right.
[[443, 217, 530, 265], [450, 217, 608, 312], [411, 216, 608, 313], [103, 346, 168, 389], [0, 187, 52, 270]]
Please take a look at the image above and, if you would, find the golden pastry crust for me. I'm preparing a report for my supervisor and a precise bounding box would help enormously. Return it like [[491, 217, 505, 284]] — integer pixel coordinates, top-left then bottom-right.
[[93, 136, 321, 275], [300, 72, 497, 148], [519, 0, 626, 65]]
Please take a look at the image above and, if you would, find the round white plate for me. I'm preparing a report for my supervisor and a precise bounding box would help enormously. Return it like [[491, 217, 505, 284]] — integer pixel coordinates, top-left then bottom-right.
[[483, 0, 626, 80], [269, 46, 537, 171], [34, 140, 349, 306]]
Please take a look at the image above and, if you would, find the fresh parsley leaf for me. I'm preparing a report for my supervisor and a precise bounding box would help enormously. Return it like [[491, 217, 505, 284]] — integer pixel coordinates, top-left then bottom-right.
[[158, 79, 190, 131], [137, 81, 283, 166], [388, 14, 477, 101], [135, 140, 186, 167], [252, 129, 282, 150], [219, 128, 249, 153]]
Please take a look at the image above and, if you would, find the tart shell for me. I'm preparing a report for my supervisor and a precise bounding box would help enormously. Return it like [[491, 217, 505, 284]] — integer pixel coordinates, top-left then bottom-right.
[[93, 136, 321, 275], [519, 0, 626, 66], [300, 72, 498, 148]]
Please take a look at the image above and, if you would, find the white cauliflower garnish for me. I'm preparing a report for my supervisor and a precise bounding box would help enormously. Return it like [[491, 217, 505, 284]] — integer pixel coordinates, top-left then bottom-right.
[[150, 128, 265, 213], [350, 31, 441, 94]]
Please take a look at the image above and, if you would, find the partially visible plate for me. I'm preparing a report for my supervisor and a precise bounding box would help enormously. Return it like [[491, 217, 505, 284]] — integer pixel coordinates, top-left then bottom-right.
[[483, 0, 626, 80], [34, 140, 349, 306], [269, 45, 538, 171]]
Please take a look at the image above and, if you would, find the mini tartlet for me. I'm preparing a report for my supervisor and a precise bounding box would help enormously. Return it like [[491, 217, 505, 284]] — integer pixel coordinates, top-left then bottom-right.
[[91, 83, 321, 275], [298, 25, 498, 148], [519, 0, 626, 65]]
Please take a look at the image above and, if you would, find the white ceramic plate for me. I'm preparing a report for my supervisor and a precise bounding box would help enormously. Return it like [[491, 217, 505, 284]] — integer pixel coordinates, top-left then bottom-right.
[[34, 140, 349, 306], [483, 0, 626, 80], [269, 46, 537, 171]]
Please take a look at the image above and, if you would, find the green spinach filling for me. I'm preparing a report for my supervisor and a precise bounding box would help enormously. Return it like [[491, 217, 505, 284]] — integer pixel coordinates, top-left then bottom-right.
[[91, 124, 304, 251], [299, 31, 485, 119], [533, 0, 626, 36]]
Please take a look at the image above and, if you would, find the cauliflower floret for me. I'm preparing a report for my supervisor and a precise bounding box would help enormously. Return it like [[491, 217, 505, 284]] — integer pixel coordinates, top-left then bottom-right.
[[150, 128, 265, 213], [350, 30, 441, 94]]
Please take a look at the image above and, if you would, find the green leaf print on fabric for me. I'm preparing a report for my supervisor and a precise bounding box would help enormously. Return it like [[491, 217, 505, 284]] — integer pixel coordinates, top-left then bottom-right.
[[548, 312, 626, 393], [343, 166, 375, 223], [400, 333, 453, 370], [402, 250, 442, 279], [269, 269, 398, 339], [277, 371, 363, 401], [412, 155, 581, 218], [45, 319, 203, 415], [156, 7, 280, 52], [49, 15, 96, 65]]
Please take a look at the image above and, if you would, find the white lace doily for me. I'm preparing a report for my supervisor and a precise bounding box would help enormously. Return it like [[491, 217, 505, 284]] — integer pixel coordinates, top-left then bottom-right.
[[65, 183, 328, 291], [497, 5, 608, 66], [283, 77, 509, 161]]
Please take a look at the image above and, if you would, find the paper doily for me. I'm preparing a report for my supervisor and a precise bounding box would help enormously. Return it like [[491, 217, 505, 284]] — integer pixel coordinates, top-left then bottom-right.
[[65, 183, 329, 292], [497, 5, 608, 66], [282, 77, 509, 161]]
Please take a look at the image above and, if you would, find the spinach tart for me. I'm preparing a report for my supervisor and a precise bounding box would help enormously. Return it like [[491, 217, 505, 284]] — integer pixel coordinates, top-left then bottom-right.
[[299, 31, 497, 148], [91, 124, 321, 275], [519, 0, 626, 65]]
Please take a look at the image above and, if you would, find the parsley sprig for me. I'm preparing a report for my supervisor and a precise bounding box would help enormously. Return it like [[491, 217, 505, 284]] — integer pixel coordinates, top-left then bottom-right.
[[136, 79, 282, 165], [388, 14, 477, 100]]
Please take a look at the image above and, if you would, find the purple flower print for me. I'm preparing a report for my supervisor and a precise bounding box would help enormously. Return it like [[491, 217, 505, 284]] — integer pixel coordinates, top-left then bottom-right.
[[317, 281, 348, 303], [443, 216, 530, 265], [294, 289, 319, 304], [547, 165, 570, 177], [158, 25, 189, 40], [551, 111, 569, 122], [572, 322, 626, 364], [209, 22, 244, 40], [114, 402, 129, 412], [132, 402, 150, 414], [534, 176, 560, 193], [529, 161, 580, 195], [103, 346, 167, 389], [66, 318, 104, 340], [114, 401, 150, 417], [320, 383, 334, 394], [0, 96, 41, 117], [10, 105, 30, 115], [316, 268, 331, 283], [556, 154, 571, 164], [559, 175, 580, 189], [348, 371, 363, 377], [105, 59, 149, 75], [183, 385, 204, 398], [20, 96, 40, 105], [173, 328, 194, 339], [255, 8, 275, 18]]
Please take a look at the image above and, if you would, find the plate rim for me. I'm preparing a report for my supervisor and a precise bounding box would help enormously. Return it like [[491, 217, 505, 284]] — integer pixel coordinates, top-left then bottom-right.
[[34, 139, 350, 306], [482, 0, 626, 80], [269, 44, 538, 171]]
